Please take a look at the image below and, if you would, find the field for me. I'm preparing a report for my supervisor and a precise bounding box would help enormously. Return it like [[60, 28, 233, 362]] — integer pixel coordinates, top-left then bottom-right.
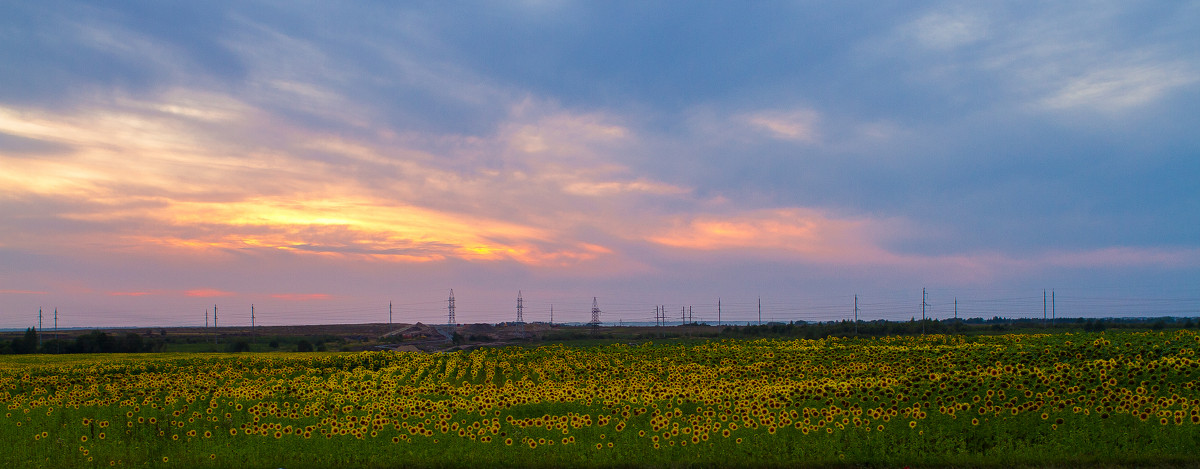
[[2, 330, 1198, 468]]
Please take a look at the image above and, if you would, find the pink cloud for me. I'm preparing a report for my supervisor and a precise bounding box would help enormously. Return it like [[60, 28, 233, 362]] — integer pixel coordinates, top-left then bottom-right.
[[270, 293, 333, 301], [0, 289, 48, 295], [646, 208, 895, 264], [185, 288, 237, 298], [109, 291, 152, 297]]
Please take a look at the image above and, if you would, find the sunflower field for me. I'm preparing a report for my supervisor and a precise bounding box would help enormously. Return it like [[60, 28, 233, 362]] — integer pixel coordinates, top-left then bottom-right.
[[2, 330, 1198, 467]]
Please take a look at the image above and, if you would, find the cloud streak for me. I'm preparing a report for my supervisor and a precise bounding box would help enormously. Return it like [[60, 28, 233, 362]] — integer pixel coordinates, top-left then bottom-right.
[[0, 1, 1197, 326]]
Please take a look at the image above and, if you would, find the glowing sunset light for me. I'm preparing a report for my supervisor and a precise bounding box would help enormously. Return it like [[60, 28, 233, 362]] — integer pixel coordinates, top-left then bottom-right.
[[647, 209, 893, 263], [0, 2, 1196, 326]]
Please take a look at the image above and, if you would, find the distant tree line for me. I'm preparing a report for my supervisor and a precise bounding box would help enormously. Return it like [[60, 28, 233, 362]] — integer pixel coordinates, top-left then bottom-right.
[[2, 328, 164, 354], [717, 316, 1197, 340]]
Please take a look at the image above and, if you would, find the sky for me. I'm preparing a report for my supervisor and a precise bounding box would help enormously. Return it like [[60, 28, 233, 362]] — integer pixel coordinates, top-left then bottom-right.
[[2, 1, 1199, 328]]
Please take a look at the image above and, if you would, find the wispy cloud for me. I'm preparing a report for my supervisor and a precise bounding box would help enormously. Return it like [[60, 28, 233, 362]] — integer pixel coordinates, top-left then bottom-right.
[[740, 109, 821, 143], [185, 289, 237, 298], [270, 293, 332, 301], [906, 10, 989, 50], [646, 208, 891, 263], [1042, 246, 1200, 269], [1, 2, 1197, 325], [877, 3, 1199, 115], [1039, 61, 1197, 112], [109, 291, 153, 297]]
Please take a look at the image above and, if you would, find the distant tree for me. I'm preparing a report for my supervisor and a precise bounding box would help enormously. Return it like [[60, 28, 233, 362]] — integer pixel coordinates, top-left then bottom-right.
[[296, 340, 314, 352], [73, 331, 114, 353], [25, 327, 39, 353], [11, 328, 38, 354], [121, 333, 144, 353], [268, 339, 280, 349], [228, 340, 250, 353]]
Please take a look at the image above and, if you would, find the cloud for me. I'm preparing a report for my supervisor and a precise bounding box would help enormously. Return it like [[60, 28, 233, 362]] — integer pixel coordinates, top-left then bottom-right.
[[1042, 246, 1200, 269], [1, 2, 1197, 327], [740, 109, 821, 143], [561, 179, 688, 197], [906, 11, 989, 50], [0, 93, 675, 273], [0, 131, 74, 156], [872, 3, 1200, 117], [646, 208, 896, 264], [270, 293, 332, 301], [1039, 61, 1198, 112], [0, 289, 48, 295], [499, 100, 633, 161], [109, 291, 152, 297], [185, 289, 237, 298]]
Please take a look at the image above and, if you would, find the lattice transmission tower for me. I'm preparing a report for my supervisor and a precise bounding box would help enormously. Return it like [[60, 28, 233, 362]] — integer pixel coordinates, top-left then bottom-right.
[[516, 290, 524, 323], [589, 297, 601, 326]]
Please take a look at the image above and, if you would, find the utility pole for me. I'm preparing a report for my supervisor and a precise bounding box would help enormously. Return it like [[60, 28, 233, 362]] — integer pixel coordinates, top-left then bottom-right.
[[550, 304, 554, 325], [854, 294, 859, 335], [389, 301, 393, 325], [206, 308, 209, 328], [1052, 290, 1055, 321], [681, 306, 686, 325], [214, 305, 218, 345], [516, 290, 524, 323], [251, 304, 255, 343], [1043, 289, 1047, 325], [448, 289, 456, 325], [718, 298, 722, 326], [38, 308, 43, 349], [758, 297, 762, 325], [921, 288, 928, 335], [654, 305, 659, 326], [954, 297, 957, 320], [54, 308, 58, 354], [688, 306, 693, 324]]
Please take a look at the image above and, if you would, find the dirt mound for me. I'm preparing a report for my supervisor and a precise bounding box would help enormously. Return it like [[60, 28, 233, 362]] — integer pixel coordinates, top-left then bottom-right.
[[382, 322, 440, 339]]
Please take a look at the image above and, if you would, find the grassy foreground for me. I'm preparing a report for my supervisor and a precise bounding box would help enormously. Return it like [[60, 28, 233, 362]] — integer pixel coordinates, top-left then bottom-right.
[[2, 330, 1198, 467]]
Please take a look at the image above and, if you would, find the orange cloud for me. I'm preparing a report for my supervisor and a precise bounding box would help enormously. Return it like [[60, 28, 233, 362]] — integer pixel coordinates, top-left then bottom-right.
[[185, 289, 237, 298], [0, 99, 660, 274], [647, 208, 892, 263]]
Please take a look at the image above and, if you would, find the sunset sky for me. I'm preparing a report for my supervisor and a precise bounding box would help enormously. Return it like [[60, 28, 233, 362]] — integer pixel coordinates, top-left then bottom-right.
[[2, 2, 1199, 328]]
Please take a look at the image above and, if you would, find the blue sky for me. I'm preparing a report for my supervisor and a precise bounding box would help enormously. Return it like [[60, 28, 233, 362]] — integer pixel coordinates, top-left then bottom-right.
[[1, 1, 1198, 327]]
